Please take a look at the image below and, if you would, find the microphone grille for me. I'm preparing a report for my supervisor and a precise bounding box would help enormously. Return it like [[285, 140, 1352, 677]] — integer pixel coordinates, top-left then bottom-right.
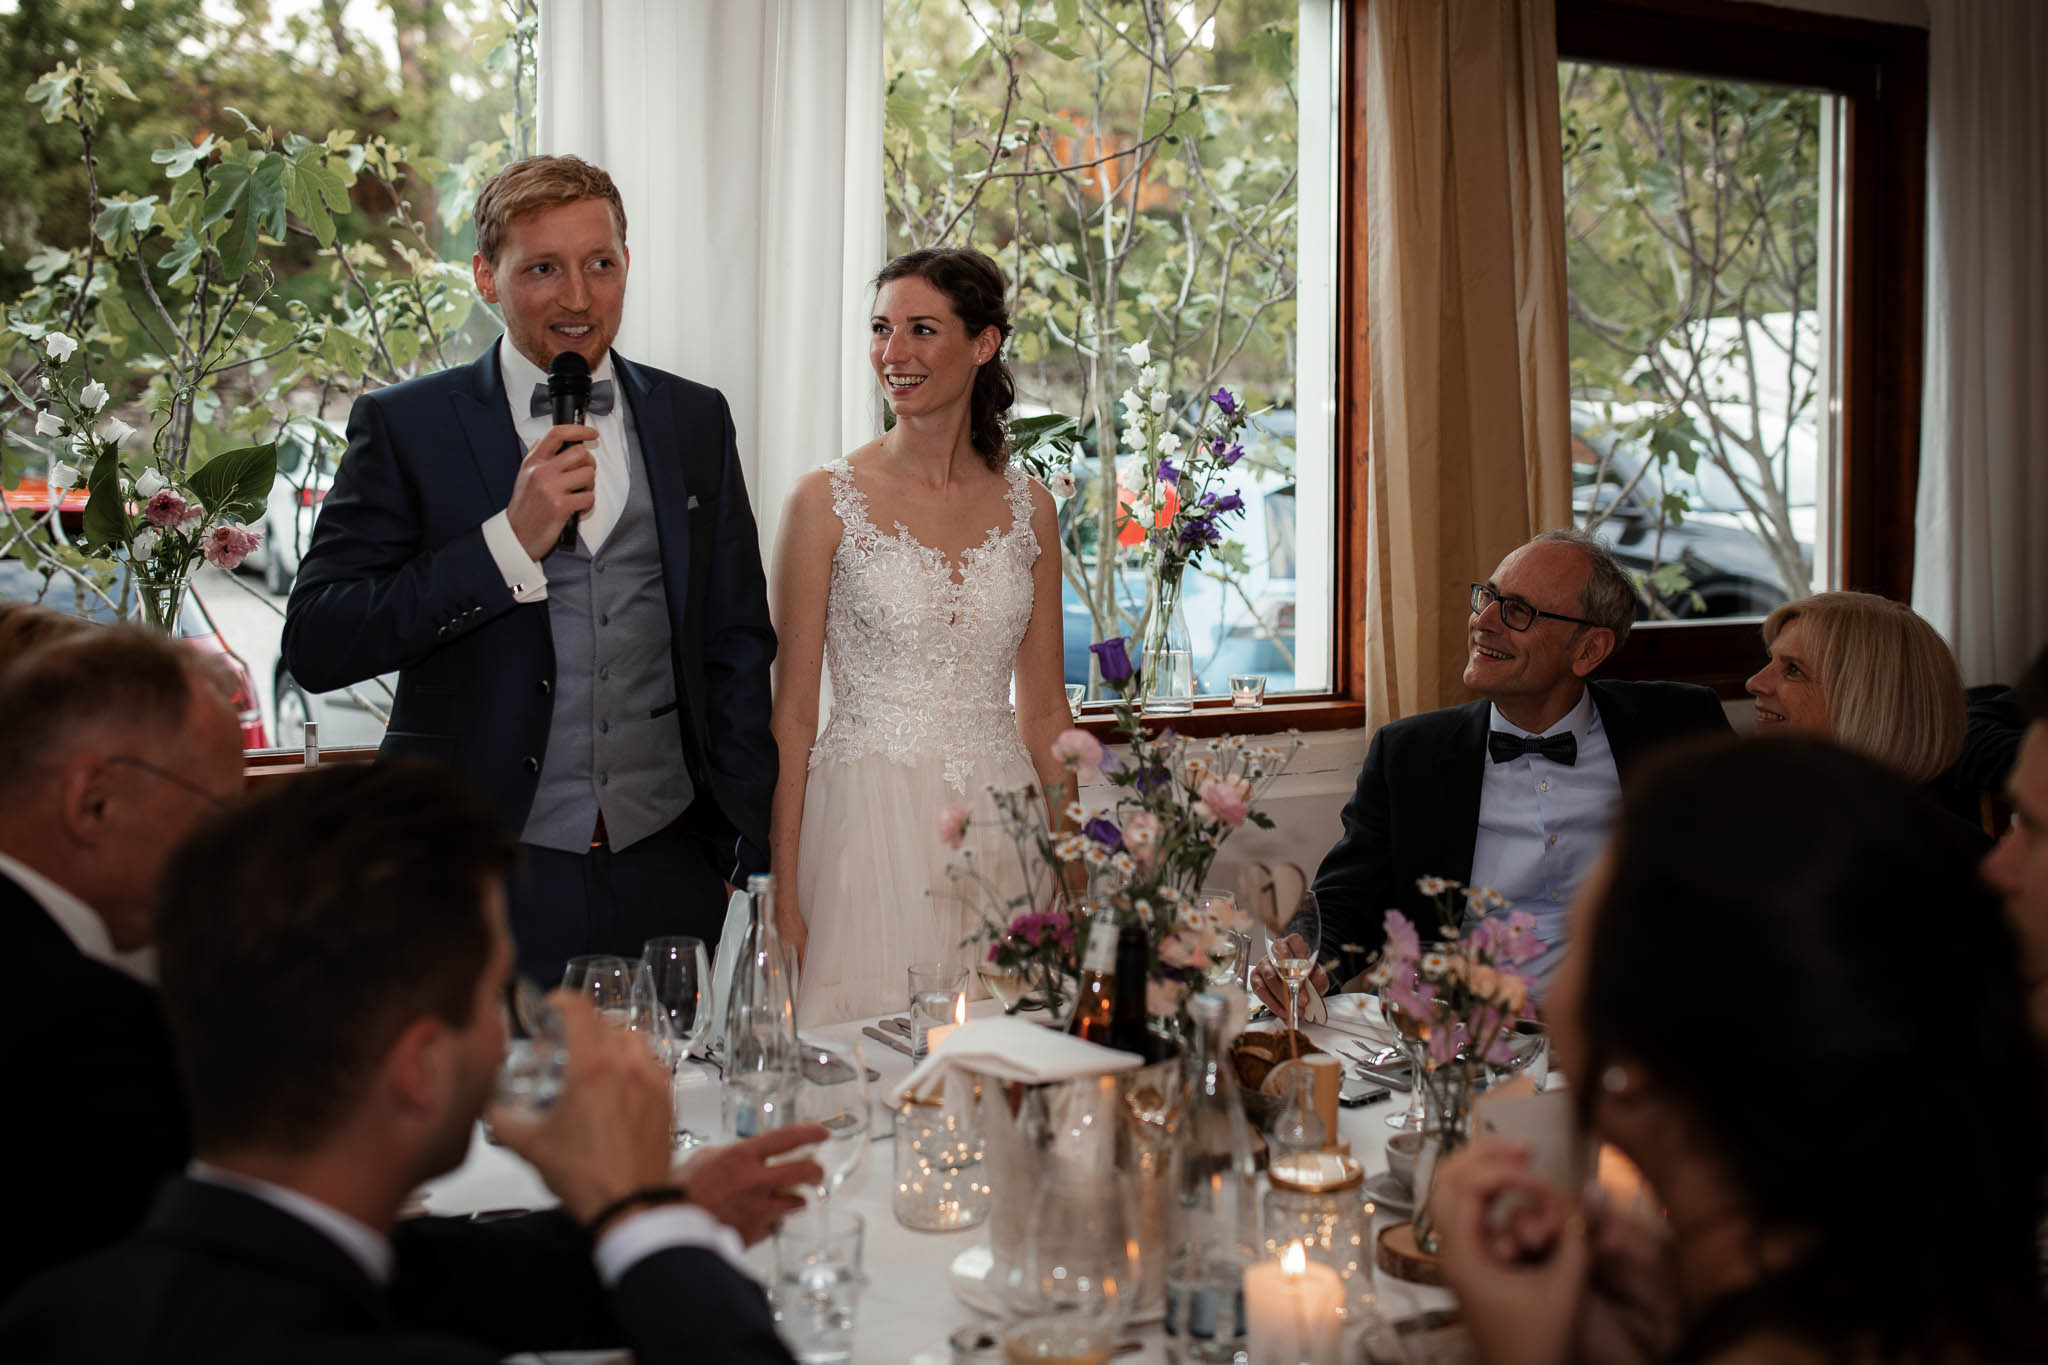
[[547, 350, 592, 394]]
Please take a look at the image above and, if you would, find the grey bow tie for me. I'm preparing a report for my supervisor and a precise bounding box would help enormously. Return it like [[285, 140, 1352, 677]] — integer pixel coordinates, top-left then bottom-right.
[[529, 379, 616, 419]]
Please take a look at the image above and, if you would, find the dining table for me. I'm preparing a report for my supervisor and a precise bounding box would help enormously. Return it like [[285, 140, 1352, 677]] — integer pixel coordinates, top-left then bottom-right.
[[420, 999, 1460, 1364]]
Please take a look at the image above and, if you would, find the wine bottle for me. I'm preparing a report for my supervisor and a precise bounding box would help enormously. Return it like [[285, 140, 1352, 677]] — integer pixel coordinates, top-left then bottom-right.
[[1107, 921, 1152, 1057], [1070, 904, 1119, 1045]]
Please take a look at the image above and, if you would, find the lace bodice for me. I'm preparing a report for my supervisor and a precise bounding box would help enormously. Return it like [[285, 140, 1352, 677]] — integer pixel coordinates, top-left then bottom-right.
[[808, 455, 1040, 793]]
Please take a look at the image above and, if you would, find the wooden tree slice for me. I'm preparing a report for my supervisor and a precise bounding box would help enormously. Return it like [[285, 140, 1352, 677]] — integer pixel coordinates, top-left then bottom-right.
[[1376, 1221, 1446, 1286]]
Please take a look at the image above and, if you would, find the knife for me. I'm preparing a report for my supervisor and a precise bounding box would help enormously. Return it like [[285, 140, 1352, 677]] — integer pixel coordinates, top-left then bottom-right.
[[862, 1025, 915, 1058]]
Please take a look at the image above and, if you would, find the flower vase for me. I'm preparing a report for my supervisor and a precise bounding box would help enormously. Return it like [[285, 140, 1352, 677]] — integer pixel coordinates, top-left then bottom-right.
[[1407, 1057, 1480, 1255], [1141, 568, 1194, 715], [134, 577, 187, 635]]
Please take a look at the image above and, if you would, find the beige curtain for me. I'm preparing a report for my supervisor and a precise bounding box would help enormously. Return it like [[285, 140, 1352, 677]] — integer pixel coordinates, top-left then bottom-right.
[[1362, 0, 1572, 724]]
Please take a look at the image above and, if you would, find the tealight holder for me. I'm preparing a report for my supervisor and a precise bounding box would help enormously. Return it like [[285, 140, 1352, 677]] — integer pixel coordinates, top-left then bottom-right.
[[893, 1094, 990, 1231], [1228, 673, 1268, 709], [1263, 1150, 1373, 1313]]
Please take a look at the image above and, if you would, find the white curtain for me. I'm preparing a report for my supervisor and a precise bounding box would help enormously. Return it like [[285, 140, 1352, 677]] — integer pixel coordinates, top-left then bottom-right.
[[539, 0, 885, 557], [1911, 0, 2048, 685]]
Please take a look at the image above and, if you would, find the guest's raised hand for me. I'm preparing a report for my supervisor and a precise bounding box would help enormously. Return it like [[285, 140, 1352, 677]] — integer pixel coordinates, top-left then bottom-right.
[[488, 991, 673, 1225], [1432, 1138, 1588, 1365], [676, 1125, 828, 1245]]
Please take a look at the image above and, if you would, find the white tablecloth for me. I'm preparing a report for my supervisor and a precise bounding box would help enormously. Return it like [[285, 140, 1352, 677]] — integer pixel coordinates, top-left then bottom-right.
[[419, 1005, 1452, 1363]]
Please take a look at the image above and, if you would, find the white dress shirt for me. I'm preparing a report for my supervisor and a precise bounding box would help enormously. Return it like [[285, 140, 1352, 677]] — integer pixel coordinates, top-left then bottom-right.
[[1466, 687, 1620, 985], [0, 850, 156, 984], [480, 337, 635, 601]]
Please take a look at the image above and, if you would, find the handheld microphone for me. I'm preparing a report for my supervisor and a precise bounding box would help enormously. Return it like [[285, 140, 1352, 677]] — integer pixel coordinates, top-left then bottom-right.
[[548, 351, 593, 552]]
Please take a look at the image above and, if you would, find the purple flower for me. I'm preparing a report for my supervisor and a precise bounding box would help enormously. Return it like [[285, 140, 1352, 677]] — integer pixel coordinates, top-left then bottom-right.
[[1212, 491, 1244, 514], [1156, 458, 1179, 484], [1210, 388, 1237, 415], [1178, 514, 1221, 548], [1220, 442, 1245, 467], [1383, 910, 1421, 963], [1083, 816, 1124, 851], [1091, 636, 1135, 684]]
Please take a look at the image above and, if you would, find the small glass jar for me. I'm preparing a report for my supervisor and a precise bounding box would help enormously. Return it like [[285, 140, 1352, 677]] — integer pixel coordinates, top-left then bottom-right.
[[1262, 1150, 1372, 1309], [892, 1096, 990, 1231]]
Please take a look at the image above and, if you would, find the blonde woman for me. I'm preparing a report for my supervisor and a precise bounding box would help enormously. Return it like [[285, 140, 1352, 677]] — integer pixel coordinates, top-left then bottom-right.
[[1745, 591, 1966, 783]]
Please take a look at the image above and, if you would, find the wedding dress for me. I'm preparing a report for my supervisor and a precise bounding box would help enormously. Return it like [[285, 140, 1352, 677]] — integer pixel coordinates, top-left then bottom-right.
[[795, 455, 1042, 1027]]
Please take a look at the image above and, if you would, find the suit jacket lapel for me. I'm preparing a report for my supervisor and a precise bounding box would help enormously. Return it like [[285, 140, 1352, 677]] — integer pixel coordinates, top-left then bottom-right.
[[452, 346, 523, 513], [1590, 681, 1647, 779], [614, 353, 693, 591]]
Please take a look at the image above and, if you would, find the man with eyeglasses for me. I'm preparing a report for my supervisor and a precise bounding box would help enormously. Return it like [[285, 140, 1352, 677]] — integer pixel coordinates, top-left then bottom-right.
[[1253, 530, 1728, 1009], [0, 625, 246, 1299]]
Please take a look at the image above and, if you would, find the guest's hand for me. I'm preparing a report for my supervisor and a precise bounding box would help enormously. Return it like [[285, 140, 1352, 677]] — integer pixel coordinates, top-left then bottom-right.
[[1249, 933, 1329, 1016], [1574, 1191, 1681, 1365], [507, 424, 598, 558], [489, 992, 674, 1226], [1432, 1139, 1587, 1365], [676, 1126, 827, 1245]]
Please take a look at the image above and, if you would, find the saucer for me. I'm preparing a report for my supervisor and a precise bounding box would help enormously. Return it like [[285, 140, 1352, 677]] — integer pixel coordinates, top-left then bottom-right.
[[1363, 1169, 1413, 1216]]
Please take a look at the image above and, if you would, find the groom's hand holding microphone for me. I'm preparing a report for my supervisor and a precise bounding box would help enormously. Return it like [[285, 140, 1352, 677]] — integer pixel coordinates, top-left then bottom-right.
[[507, 351, 597, 559]]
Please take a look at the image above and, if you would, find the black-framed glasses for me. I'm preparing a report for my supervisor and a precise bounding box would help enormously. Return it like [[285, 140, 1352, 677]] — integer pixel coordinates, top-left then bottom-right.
[[1469, 582, 1605, 634], [105, 755, 233, 811]]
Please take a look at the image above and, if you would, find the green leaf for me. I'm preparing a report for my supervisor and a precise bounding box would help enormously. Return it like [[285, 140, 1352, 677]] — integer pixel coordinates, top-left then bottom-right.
[[93, 196, 158, 254], [80, 448, 128, 553], [185, 442, 277, 524], [157, 234, 203, 286], [282, 145, 355, 246], [25, 68, 75, 124], [1245, 24, 1294, 79], [24, 247, 73, 283], [152, 134, 218, 181], [219, 106, 268, 141]]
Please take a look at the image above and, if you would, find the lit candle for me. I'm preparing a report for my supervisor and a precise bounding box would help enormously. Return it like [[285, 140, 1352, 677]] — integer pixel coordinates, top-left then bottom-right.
[[1243, 1241, 1343, 1365], [924, 991, 970, 1055]]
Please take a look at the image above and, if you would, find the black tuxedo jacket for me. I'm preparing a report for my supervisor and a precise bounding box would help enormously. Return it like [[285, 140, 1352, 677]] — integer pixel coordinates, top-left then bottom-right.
[[0, 871, 188, 1303], [0, 1179, 795, 1364], [280, 345, 777, 873], [1307, 680, 1730, 974]]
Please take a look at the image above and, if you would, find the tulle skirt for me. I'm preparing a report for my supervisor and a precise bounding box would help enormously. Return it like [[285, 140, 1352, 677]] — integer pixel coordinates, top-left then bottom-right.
[[796, 747, 1037, 1027]]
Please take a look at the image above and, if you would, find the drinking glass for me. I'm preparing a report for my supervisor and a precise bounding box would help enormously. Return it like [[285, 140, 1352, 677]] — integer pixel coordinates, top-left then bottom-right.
[[493, 977, 567, 1119], [975, 958, 1033, 1011], [1227, 673, 1267, 709], [907, 961, 968, 1029], [1381, 991, 1428, 1132], [794, 1037, 872, 1206], [641, 935, 714, 1148], [772, 1207, 866, 1364], [1265, 891, 1321, 1039], [1065, 683, 1088, 718], [1191, 889, 1244, 989]]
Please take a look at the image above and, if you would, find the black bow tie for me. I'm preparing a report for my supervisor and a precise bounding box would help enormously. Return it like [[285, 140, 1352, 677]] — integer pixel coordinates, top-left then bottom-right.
[[529, 379, 616, 419], [1489, 730, 1577, 766]]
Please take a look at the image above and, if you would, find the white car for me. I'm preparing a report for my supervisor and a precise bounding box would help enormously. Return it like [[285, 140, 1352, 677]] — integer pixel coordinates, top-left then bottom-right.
[[241, 425, 336, 596]]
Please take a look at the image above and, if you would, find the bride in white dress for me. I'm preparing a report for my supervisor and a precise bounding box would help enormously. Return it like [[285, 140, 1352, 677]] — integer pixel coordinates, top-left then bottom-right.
[[768, 248, 1074, 1026]]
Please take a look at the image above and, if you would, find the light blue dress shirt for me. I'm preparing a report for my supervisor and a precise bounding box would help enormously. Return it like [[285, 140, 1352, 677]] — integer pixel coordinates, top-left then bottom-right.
[[1466, 687, 1620, 987]]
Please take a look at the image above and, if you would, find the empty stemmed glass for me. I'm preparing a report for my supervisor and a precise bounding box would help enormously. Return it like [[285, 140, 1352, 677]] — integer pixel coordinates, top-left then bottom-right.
[[565, 956, 676, 1067], [641, 936, 714, 1149], [1264, 890, 1322, 1041], [794, 1039, 872, 1204]]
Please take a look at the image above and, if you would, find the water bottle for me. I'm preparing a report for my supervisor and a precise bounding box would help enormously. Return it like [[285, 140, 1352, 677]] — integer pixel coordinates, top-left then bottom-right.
[[722, 874, 801, 1137]]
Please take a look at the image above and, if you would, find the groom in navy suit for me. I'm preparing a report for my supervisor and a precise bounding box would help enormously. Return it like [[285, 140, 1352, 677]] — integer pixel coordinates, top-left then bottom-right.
[[283, 156, 776, 983]]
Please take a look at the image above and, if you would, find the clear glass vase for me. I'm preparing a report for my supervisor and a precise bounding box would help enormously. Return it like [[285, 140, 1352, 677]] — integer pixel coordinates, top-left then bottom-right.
[[134, 576, 187, 634], [1141, 566, 1194, 715], [1408, 1056, 1480, 1254]]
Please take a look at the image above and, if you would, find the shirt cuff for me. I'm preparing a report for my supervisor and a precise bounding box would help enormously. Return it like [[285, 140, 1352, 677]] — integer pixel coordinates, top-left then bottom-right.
[[592, 1203, 747, 1284], [480, 511, 548, 603]]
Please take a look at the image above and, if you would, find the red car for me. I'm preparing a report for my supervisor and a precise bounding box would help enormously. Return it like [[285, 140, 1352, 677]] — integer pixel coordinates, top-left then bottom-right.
[[1, 477, 270, 748]]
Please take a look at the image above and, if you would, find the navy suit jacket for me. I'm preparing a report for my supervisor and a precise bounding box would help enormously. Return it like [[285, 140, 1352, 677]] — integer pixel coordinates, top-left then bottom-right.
[[0, 871, 188, 1303], [0, 1179, 795, 1364], [1307, 679, 1731, 974], [280, 346, 777, 872]]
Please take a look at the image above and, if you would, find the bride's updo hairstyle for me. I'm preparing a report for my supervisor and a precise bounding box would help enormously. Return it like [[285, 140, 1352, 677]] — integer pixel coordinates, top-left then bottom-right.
[[874, 247, 1015, 471]]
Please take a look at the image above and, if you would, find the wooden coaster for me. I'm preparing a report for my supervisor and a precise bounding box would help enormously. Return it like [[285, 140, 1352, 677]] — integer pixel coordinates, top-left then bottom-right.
[[1376, 1221, 1445, 1286]]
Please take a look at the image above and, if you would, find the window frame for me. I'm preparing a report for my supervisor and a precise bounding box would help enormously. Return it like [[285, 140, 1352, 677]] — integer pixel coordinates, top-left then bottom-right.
[[1555, 0, 1929, 699]]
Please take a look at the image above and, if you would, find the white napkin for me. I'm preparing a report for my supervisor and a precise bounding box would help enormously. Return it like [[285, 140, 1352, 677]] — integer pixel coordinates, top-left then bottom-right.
[[885, 1015, 1145, 1106], [708, 888, 751, 1041]]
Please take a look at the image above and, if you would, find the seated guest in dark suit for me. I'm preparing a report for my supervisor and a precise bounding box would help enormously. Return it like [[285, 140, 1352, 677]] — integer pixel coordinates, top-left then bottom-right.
[[1433, 737, 2048, 1365], [1747, 591, 1986, 846], [0, 760, 820, 1363], [0, 625, 246, 1300], [1254, 530, 1727, 1007], [1985, 644, 2048, 1041]]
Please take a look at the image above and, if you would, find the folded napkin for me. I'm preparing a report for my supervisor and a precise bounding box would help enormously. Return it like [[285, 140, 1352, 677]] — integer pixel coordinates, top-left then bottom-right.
[[1295, 991, 1402, 1047], [707, 888, 751, 1038], [886, 1015, 1146, 1106]]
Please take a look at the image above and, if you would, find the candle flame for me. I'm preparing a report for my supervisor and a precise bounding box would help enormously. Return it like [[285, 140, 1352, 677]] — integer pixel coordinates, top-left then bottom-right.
[[1282, 1241, 1306, 1275], [954, 993, 967, 1026]]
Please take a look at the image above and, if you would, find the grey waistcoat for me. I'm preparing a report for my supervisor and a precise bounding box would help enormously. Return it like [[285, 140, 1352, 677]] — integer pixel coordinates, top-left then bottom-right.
[[521, 414, 693, 854]]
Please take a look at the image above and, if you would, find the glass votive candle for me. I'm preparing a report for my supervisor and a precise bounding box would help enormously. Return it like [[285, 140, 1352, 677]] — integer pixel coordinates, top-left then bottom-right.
[[1065, 683, 1087, 718], [892, 1096, 990, 1231], [1262, 1150, 1373, 1314], [1228, 673, 1268, 709]]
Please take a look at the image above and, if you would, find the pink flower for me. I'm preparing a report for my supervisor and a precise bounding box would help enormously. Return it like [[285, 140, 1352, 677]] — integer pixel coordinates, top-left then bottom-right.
[[1145, 977, 1187, 1018], [1158, 928, 1210, 971], [1383, 909, 1421, 964], [1123, 809, 1162, 866], [936, 801, 970, 851], [1195, 776, 1250, 827], [143, 489, 189, 527], [202, 523, 262, 571], [1050, 728, 1106, 781]]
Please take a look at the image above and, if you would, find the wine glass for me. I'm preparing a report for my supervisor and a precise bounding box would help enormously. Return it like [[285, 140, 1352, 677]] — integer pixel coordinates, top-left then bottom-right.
[[1192, 888, 1244, 988], [1381, 989, 1428, 1131], [562, 954, 634, 1012], [641, 936, 714, 1148], [1265, 890, 1321, 1040], [794, 1037, 872, 1217]]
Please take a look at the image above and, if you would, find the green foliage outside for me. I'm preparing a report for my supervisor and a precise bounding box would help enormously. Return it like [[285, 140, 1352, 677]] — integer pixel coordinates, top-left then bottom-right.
[[884, 0, 1303, 685], [1561, 62, 1823, 616], [0, 0, 537, 629]]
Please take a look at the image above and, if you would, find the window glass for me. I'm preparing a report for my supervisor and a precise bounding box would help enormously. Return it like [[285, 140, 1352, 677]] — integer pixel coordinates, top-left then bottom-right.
[[1560, 63, 1833, 621]]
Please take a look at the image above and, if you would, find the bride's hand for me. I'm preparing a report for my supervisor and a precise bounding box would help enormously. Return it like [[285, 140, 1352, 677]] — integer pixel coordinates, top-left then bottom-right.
[[777, 907, 809, 970]]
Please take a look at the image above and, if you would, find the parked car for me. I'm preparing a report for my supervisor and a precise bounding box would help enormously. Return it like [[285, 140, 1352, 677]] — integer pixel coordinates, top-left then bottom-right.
[[271, 661, 393, 752], [0, 478, 270, 747], [239, 424, 334, 595]]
